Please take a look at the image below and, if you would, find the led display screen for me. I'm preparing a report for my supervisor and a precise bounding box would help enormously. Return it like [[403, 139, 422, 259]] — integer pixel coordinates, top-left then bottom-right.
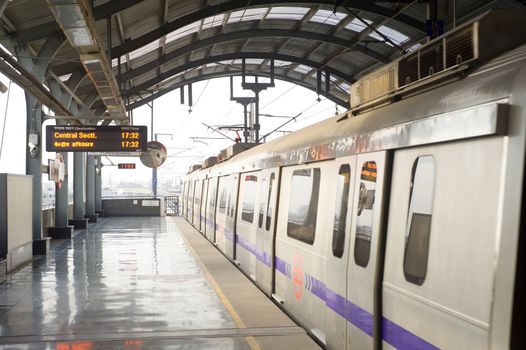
[[46, 126, 147, 152], [117, 163, 136, 169]]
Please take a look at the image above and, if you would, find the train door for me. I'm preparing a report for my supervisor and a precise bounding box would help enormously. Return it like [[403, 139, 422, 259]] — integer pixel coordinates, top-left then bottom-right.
[[182, 182, 186, 217], [325, 156, 357, 350], [215, 176, 229, 254], [256, 168, 279, 295], [188, 180, 194, 223], [382, 138, 506, 349], [346, 151, 389, 349], [235, 171, 261, 280], [205, 177, 218, 242], [193, 180, 203, 230], [224, 173, 240, 260], [200, 179, 209, 235], [274, 162, 332, 343]]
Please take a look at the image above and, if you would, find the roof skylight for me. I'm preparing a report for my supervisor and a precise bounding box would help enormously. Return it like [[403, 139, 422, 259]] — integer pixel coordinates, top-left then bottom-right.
[[227, 8, 268, 23], [128, 38, 161, 60], [369, 25, 409, 46], [272, 60, 290, 68], [345, 18, 372, 32], [111, 56, 128, 67], [165, 21, 201, 44], [59, 73, 72, 82], [310, 9, 347, 26], [244, 58, 265, 65], [202, 14, 225, 30], [267, 7, 310, 20], [294, 64, 312, 74]]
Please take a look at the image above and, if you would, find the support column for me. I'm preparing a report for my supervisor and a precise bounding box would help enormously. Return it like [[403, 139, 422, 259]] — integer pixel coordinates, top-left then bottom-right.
[[47, 78, 75, 239], [54, 153, 69, 227], [47, 150, 74, 239], [15, 35, 65, 254], [85, 154, 98, 223], [69, 152, 88, 229], [15, 43, 47, 254], [95, 156, 104, 217]]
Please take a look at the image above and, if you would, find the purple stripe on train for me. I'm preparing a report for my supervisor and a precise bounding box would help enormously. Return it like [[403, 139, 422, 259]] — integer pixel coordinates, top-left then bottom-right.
[[382, 317, 439, 350], [208, 223, 438, 349], [274, 256, 290, 278]]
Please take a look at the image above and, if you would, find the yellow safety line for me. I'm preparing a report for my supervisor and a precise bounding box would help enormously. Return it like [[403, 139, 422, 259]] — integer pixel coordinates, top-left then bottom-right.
[[175, 220, 262, 350]]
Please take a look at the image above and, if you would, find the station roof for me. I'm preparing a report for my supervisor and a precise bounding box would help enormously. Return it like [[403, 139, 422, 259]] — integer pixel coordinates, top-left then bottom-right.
[[1, 0, 525, 123]]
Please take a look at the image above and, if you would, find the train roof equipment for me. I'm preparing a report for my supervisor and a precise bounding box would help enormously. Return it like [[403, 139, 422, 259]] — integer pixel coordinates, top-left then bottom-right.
[[349, 10, 526, 115]]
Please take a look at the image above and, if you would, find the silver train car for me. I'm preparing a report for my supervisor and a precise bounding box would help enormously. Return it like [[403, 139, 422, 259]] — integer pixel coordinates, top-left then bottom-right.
[[182, 12, 525, 349]]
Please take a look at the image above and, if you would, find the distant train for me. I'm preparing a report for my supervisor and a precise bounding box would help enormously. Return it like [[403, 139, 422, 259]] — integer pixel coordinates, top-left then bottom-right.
[[182, 12, 525, 349]]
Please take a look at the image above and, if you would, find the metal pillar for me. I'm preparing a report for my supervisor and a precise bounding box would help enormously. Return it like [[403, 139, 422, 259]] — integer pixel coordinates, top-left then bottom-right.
[[240, 60, 275, 143], [47, 73, 92, 237], [153, 167, 158, 197], [73, 152, 85, 220], [95, 156, 103, 213], [150, 100, 156, 197], [14, 36, 65, 253], [85, 154, 96, 220], [55, 152, 69, 227], [25, 96, 43, 241], [47, 80, 71, 229], [254, 91, 260, 142], [229, 76, 253, 143]]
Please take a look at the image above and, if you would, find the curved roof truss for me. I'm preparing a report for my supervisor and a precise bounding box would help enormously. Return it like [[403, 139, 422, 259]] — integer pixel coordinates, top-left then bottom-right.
[[125, 69, 348, 112], [109, 0, 425, 58]]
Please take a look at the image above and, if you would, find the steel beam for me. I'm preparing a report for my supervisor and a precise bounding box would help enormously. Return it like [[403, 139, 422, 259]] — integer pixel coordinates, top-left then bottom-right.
[[110, 0, 424, 57], [125, 52, 355, 95], [8, 21, 61, 44], [93, 0, 145, 20], [51, 62, 83, 77], [0, 0, 8, 18], [119, 28, 388, 83], [126, 70, 348, 111]]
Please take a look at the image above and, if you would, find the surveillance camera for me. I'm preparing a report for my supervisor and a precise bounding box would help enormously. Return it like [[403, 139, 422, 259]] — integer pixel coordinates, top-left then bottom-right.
[[28, 142, 39, 158]]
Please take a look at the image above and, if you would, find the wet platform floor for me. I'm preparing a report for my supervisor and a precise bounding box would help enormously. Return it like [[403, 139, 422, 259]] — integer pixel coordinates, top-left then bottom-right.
[[0, 217, 320, 350]]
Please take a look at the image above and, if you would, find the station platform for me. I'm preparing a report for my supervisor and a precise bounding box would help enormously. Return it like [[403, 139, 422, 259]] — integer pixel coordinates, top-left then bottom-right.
[[0, 217, 320, 350]]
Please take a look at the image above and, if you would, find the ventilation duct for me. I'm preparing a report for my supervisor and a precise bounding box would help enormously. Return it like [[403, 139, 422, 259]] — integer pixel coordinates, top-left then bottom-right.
[[48, 0, 127, 122], [350, 10, 526, 111]]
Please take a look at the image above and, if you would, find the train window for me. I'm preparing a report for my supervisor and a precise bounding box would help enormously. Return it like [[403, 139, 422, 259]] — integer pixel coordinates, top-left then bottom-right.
[[195, 180, 202, 204], [241, 175, 258, 223], [287, 168, 321, 245], [188, 181, 194, 210], [333, 164, 351, 258], [218, 179, 227, 214], [208, 180, 217, 209], [258, 176, 268, 228], [354, 161, 377, 268], [265, 173, 276, 231], [227, 192, 232, 217], [404, 156, 435, 285]]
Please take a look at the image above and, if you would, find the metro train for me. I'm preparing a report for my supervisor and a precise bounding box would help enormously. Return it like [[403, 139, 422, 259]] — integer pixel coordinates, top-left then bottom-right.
[[182, 12, 525, 349]]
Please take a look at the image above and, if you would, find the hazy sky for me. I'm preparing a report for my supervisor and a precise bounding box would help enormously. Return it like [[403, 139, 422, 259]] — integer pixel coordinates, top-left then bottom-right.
[[0, 74, 342, 190]]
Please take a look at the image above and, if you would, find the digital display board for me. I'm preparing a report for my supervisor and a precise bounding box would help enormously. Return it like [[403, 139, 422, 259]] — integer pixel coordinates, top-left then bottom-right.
[[118, 163, 136, 169], [46, 126, 147, 152]]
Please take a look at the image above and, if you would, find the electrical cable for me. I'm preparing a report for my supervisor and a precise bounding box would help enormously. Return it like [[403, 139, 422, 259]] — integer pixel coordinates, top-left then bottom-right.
[[260, 84, 297, 110]]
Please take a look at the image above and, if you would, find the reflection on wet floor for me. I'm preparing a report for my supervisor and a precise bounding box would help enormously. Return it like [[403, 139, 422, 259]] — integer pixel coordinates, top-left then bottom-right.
[[11, 338, 249, 350], [0, 217, 248, 349]]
